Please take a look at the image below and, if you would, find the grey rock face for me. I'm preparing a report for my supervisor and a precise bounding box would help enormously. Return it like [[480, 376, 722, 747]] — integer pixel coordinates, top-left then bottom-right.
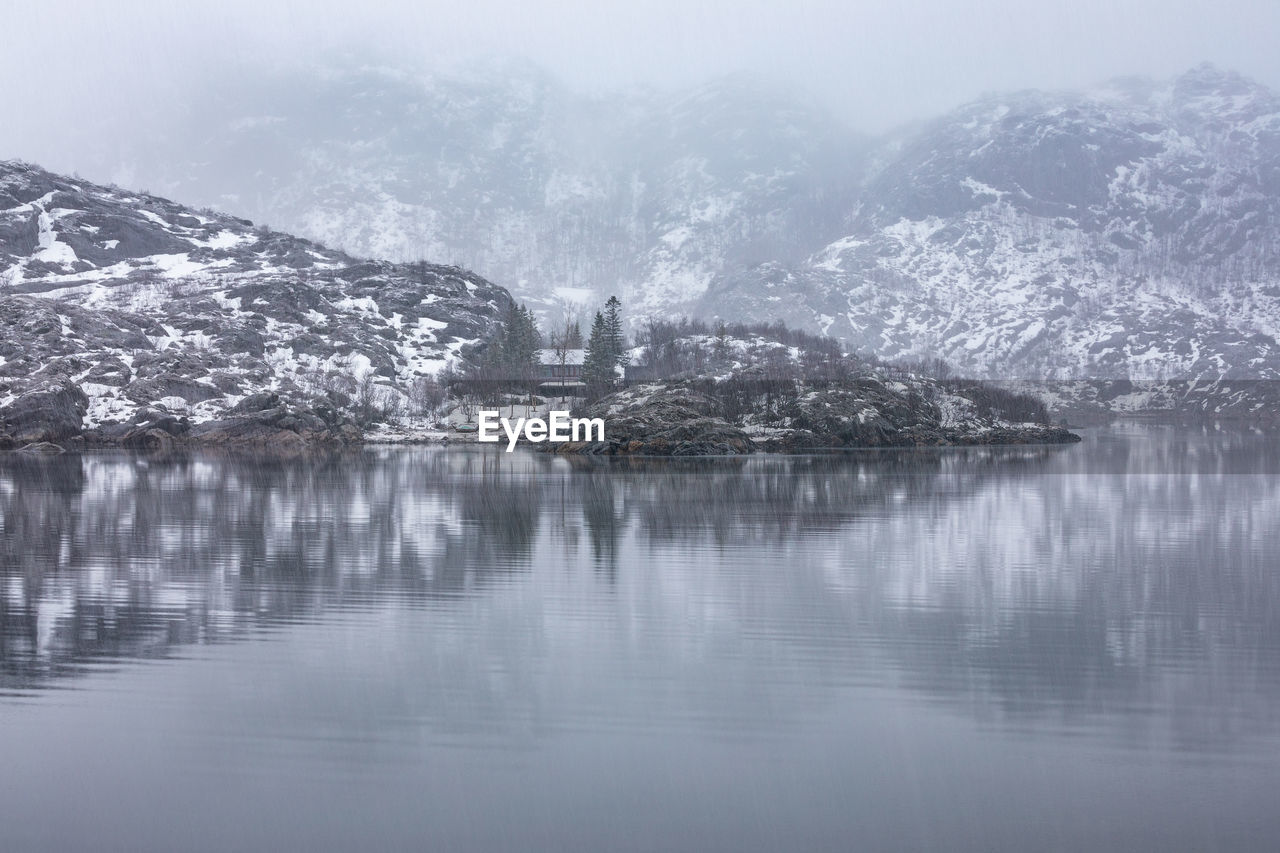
[[561, 385, 755, 456], [552, 376, 1078, 457], [758, 381, 1078, 451], [0, 383, 88, 444]]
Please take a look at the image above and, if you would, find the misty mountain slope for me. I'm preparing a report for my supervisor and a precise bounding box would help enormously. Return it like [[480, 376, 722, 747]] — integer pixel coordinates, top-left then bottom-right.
[[66, 61, 1280, 381], [0, 160, 509, 430], [705, 65, 1280, 378], [88, 63, 865, 320]]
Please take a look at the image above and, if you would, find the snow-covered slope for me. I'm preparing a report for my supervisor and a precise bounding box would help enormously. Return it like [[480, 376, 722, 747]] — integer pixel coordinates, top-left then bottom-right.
[[0, 160, 509, 428], [705, 65, 1280, 379]]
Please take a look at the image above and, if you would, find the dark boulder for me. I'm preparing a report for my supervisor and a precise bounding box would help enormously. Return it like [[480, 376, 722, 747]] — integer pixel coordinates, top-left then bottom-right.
[[132, 407, 190, 428], [83, 356, 133, 388], [0, 383, 88, 444], [186, 403, 358, 452], [124, 374, 220, 405], [120, 427, 178, 452], [230, 392, 280, 413]]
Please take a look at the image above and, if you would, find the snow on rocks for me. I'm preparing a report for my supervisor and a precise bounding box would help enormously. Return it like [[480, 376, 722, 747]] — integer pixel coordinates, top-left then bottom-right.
[[0, 161, 512, 448]]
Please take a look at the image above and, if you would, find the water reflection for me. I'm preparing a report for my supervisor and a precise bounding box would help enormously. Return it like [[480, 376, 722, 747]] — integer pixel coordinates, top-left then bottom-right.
[[2, 426, 1279, 755]]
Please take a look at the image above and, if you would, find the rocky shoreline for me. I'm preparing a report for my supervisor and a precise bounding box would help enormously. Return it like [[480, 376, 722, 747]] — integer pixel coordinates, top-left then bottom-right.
[[543, 383, 1080, 457], [2, 379, 1080, 457], [0, 385, 361, 454]]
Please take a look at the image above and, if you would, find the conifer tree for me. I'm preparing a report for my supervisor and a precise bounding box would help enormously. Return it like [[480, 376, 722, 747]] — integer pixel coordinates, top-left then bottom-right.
[[582, 296, 630, 398], [582, 311, 613, 392], [602, 296, 628, 369], [486, 302, 542, 378]]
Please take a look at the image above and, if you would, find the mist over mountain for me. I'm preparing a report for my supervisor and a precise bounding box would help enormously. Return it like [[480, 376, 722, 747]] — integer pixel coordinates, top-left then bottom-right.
[[66, 61, 864, 324], [10, 60, 1280, 380]]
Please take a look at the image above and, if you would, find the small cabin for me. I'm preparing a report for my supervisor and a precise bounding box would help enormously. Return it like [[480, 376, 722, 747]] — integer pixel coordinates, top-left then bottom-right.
[[538, 348, 586, 396]]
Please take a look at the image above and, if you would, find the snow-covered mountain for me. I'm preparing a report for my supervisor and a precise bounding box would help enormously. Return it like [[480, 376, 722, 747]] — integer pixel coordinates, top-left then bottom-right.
[[48, 61, 1280, 381], [76, 61, 864, 322], [710, 64, 1280, 379], [0, 160, 509, 433]]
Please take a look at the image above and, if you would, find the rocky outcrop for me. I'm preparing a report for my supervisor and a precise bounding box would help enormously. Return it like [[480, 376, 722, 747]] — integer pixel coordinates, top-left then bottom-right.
[[0, 382, 88, 445], [552, 378, 1079, 456], [1, 389, 362, 454], [91, 394, 361, 453], [763, 383, 1080, 450], [550, 385, 755, 456], [785, 383, 933, 446], [185, 399, 360, 451]]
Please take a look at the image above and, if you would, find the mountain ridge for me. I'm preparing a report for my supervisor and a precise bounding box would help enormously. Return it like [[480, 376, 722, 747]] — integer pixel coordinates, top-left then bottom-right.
[[0, 159, 510, 444], [9, 61, 1280, 383]]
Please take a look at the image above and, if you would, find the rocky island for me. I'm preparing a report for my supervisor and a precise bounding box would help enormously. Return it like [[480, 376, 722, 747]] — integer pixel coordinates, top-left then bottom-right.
[[544, 380, 1077, 457]]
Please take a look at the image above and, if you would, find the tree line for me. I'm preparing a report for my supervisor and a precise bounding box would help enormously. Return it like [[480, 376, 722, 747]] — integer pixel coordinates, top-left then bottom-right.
[[445, 294, 632, 407]]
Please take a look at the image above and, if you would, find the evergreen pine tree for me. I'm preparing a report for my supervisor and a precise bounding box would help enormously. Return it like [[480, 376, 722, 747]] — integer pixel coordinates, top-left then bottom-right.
[[602, 296, 628, 369], [486, 302, 542, 379], [582, 311, 613, 392], [510, 304, 541, 371]]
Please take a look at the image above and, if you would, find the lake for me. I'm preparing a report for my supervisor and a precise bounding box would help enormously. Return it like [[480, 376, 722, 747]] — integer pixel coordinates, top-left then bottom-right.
[[2, 425, 1279, 851]]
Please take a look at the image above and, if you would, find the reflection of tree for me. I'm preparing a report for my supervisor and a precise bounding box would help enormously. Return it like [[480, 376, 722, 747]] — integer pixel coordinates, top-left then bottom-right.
[[608, 448, 1061, 545], [578, 471, 622, 580]]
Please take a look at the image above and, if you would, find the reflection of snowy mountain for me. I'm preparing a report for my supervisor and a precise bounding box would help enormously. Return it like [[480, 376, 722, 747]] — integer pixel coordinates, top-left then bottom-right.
[[4, 428, 1279, 750]]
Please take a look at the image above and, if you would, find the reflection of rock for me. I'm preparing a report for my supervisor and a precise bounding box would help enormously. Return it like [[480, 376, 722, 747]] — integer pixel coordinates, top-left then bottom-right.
[[17, 441, 66, 454]]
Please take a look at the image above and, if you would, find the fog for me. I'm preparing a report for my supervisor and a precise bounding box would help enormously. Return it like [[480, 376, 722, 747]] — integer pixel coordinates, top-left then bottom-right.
[[2, 0, 1277, 166]]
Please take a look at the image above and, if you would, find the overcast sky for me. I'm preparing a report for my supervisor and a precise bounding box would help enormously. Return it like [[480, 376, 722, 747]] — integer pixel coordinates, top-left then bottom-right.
[[2, 0, 1278, 142]]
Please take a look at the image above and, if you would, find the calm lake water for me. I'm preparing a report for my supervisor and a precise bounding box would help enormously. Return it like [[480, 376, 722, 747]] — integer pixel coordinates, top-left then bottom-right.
[[2, 425, 1279, 852]]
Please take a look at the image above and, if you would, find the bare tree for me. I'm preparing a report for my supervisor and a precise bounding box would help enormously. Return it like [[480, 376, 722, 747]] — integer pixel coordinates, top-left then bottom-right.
[[409, 375, 446, 418], [549, 316, 582, 403]]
